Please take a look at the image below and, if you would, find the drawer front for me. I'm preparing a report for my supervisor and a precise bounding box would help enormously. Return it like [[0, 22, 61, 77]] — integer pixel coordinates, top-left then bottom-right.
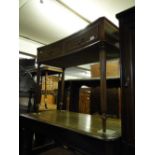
[[64, 24, 99, 53], [38, 43, 63, 62], [38, 24, 99, 62]]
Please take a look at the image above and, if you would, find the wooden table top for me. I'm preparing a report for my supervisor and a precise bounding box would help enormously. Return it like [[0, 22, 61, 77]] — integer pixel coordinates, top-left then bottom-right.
[[20, 110, 121, 141], [27, 66, 63, 76]]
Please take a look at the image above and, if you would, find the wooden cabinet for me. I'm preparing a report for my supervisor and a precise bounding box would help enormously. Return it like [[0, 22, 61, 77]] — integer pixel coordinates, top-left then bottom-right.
[[79, 87, 91, 114], [39, 75, 59, 111], [90, 59, 120, 78], [63, 79, 121, 117], [116, 7, 135, 155], [91, 87, 120, 117], [28, 66, 62, 111]]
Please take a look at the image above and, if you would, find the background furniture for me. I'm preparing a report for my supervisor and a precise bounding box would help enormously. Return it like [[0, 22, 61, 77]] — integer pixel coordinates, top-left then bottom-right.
[[116, 7, 135, 155], [19, 59, 39, 113], [61, 78, 121, 117], [28, 66, 62, 111]]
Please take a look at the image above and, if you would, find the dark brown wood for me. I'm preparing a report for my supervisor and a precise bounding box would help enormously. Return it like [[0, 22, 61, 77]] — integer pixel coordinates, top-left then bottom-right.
[[62, 78, 120, 114], [59, 69, 65, 110], [19, 127, 33, 155], [79, 87, 91, 114], [37, 17, 119, 68], [44, 71, 48, 109], [116, 7, 135, 155], [33, 65, 62, 112], [28, 65, 63, 76], [20, 110, 121, 140], [91, 87, 120, 118], [32, 142, 58, 155], [99, 49, 107, 132], [64, 78, 120, 88], [20, 110, 121, 155], [37, 17, 120, 132]]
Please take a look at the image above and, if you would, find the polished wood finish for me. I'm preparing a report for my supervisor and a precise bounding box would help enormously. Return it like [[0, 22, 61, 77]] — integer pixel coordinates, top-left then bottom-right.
[[44, 71, 48, 109], [91, 87, 120, 118], [116, 7, 135, 155], [79, 87, 91, 114], [62, 78, 120, 116], [27, 66, 63, 76], [20, 110, 121, 155], [37, 17, 119, 68], [59, 69, 65, 110], [90, 59, 120, 78], [36, 17, 120, 132], [33, 65, 62, 111], [20, 110, 121, 140], [99, 49, 107, 132]]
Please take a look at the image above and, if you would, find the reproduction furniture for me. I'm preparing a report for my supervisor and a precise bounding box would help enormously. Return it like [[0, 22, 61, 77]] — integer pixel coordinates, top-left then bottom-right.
[[116, 7, 135, 155], [61, 78, 120, 117], [28, 65, 62, 76], [20, 110, 121, 155], [28, 66, 62, 111], [36, 17, 120, 132], [20, 17, 121, 155], [19, 59, 36, 113]]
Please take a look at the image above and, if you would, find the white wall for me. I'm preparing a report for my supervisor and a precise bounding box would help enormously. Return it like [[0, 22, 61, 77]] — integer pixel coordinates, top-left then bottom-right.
[[19, 36, 44, 55]]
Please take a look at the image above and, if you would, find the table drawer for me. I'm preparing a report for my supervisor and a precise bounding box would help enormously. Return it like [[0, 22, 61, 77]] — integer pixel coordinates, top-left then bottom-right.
[[38, 43, 63, 62], [64, 24, 99, 53]]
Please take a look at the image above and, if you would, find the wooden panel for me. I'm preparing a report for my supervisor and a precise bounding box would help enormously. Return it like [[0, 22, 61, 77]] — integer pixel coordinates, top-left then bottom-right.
[[20, 110, 121, 155], [90, 87, 120, 117], [28, 66, 62, 76], [91, 59, 120, 78], [79, 88, 91, 114], [39, 95, 57, 111], [63, 23, 99, 53], [63, 79, 120, 113], [41, 76, 59, 91], [90, 63, 100, 77], [38, 42, 64, 62], [39, 76, 59, 111], [20, 110, 121, 140], [116, 7, 135, 154]]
